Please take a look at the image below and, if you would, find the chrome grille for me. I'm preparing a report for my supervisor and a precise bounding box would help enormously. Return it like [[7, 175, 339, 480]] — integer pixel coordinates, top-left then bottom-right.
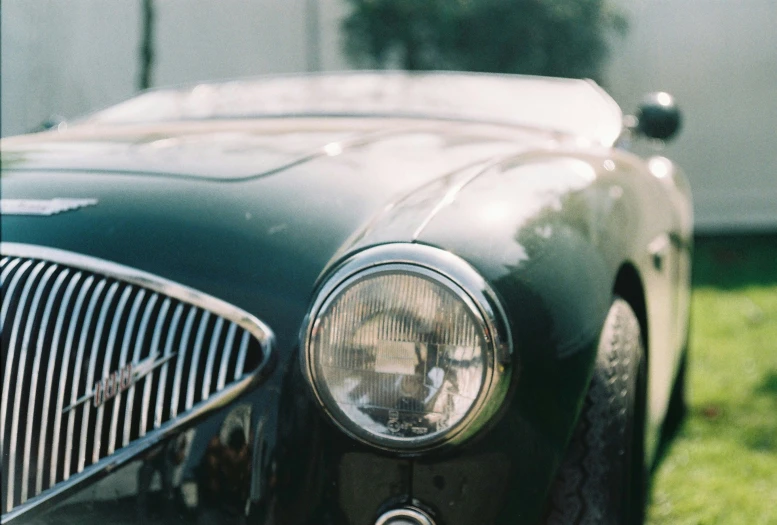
[[0, 245, 273, 517]]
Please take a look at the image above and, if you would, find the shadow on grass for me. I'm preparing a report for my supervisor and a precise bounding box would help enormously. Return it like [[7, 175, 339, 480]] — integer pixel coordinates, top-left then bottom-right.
[[747, 370, 777, 452], [651, 378, 687, 474], [693, 232, 777, 289], [756, 370, 777, 395]]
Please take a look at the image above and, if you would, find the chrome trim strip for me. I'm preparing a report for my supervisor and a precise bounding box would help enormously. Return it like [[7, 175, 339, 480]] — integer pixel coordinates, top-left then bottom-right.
[[302, 243, 513, 452], [217, 322, 238, 391], [21, 264, 59, 503], [108, 290, 145, 455], [6, 261, 47, 509], [185, 311, 211, 411], [140, 298, 171, 437], [122, 293, 159, 448], [171, 307, 197, 418], [155, 303, 184, 429], [49, 272, 86, 485], [70, 278, 107, 474], [202, 317, 225, 400], [0, 243, 275, 523], [36, 268, 71, 493], [92, 285, 132, 461]]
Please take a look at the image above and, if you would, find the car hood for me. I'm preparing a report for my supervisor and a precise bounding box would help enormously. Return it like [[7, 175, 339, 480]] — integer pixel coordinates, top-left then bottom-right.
[[1, 118, 552, 347]]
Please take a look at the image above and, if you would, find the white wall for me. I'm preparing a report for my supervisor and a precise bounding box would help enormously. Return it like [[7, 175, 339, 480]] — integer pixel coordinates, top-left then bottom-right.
[[1, 0, 140, 136], [0, 0, 348, 137], [2, 0, 775, 230], [153, 0, 307, 86], [606, 0, 777, 231]]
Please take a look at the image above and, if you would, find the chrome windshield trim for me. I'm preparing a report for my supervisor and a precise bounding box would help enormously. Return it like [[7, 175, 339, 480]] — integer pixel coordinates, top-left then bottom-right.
[[0, 242, 276, 524]]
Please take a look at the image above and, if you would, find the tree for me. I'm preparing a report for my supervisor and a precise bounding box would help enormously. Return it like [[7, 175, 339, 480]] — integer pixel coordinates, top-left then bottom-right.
[[342, 0, 627, 83]]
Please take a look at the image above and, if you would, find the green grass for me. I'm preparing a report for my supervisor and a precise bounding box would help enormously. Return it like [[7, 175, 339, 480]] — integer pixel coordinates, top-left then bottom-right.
[[647, 234, 777, 525]]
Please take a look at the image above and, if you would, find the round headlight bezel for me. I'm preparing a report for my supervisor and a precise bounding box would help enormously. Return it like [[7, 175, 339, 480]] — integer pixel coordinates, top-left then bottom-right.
[[302, 244, 512, 453]]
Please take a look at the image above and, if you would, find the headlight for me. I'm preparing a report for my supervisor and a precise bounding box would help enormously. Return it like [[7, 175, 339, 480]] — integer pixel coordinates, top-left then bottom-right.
[[303, 244, 511, 451]]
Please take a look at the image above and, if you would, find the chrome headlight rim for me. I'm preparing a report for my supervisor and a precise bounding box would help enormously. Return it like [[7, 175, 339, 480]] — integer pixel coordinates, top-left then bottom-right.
[[302, 243, 512, 452]]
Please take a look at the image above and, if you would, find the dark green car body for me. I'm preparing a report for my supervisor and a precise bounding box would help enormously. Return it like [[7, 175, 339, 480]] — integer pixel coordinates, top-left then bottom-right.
[[1, 72, 692, 525]]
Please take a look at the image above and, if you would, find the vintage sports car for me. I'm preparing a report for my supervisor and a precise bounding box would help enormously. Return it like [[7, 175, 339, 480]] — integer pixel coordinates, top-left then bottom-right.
[[1, 72, 691, 525]]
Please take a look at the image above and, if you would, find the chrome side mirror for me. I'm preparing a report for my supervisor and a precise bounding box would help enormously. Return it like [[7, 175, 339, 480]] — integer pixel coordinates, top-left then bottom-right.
[[635, 92, 681, 141]]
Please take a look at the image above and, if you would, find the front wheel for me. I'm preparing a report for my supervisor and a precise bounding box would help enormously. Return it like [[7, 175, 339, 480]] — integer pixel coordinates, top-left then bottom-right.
[[543, 298, 647, 525]]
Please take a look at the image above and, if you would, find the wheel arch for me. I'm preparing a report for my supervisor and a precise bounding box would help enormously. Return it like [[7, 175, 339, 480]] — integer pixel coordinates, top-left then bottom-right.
[[613, 262, 649, 362]]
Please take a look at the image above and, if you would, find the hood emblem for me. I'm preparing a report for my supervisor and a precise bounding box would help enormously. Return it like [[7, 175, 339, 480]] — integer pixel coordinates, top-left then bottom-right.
[[63, 352, 176, 414], [0, 198, 98, 216]]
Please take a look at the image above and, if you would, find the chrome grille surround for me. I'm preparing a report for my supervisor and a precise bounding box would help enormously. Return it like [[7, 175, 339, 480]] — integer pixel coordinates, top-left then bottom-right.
[[0, 243, 275, 523]]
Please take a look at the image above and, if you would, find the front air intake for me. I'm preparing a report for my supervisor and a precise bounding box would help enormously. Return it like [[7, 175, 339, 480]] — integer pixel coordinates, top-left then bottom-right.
[[0, 243, 274, 520]]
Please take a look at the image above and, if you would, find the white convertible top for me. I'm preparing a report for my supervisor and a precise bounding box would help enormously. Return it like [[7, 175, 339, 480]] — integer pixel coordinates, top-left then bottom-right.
[[90, 71, 624, 146]]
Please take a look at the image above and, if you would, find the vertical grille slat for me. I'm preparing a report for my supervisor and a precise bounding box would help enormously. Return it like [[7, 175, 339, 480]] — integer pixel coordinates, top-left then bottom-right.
[[7, 260, 48, 510], [48, 272, 85, 486], [0, 248, 271, 518], [139, 298, 171, 438], [1, 258, 35, 470], [0, 258, 29, 331], [122, 293, 159, 448], [21, 263, 60, 504], [108, 290, 146, 456], [59, 275, 97, 481], [217, 323, 239, 391], [78, 281, 120, 472], [171, 307, 198, 419], [68, 278, 107, 475], [155, 304, 184, 430], [186, 312, 211, 411], [92, 285, 133, 463], [36, 268, 72, 494], [234, 330, 251, 380], [202, 317, 225, 400]]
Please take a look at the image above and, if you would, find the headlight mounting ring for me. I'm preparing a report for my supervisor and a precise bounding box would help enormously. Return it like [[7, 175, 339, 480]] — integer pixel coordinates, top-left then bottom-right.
[[301, 243, 513, 453]]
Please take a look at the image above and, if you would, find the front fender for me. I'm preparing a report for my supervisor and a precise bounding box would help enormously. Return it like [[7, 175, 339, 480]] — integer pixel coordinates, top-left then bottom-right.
[[412, 153, 641, 524]]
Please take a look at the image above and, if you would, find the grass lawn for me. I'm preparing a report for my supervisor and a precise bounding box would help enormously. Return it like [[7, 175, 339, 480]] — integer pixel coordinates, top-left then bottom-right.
[[647, 233, 777, 524]]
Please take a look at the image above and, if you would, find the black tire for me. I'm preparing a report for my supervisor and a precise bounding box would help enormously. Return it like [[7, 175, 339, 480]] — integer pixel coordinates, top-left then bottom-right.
[[543, 298, 646, 525]]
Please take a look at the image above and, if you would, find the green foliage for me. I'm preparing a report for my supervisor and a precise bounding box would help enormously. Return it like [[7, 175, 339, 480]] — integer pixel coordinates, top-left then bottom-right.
[[342, 0, 628, 82]]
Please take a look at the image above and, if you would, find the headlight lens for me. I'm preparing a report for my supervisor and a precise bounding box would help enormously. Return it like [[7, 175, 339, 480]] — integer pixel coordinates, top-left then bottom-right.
[[304, 247, 509, 450]]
